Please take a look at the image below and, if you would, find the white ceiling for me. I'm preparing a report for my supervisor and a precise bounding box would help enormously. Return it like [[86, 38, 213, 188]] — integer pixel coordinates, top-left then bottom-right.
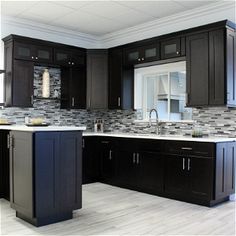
[[1, 0, 220, 36]]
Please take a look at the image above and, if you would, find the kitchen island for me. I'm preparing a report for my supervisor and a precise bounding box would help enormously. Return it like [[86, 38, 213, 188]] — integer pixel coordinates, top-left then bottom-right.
[[0, 125, 86, 226]]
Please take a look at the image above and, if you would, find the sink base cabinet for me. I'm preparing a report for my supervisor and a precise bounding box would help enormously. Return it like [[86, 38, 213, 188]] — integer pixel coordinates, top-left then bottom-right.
[[10, 131, 82, 227], [83, 137, 235, 207]]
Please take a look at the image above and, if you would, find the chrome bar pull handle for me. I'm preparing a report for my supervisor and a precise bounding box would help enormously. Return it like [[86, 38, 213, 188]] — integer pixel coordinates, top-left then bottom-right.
[[72, 97, 75, 107], [182, 158, 185, 170], [133, 153, 136, 164], [188, 158, 191, 171], [109, 150, 112, 160], [118, 97, 121, 107], [136, 153, 140, 164], [181, 147, 193, 151]]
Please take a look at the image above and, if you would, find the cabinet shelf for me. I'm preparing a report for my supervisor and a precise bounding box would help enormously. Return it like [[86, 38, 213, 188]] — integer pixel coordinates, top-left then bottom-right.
[[34, 97, 61, 101]]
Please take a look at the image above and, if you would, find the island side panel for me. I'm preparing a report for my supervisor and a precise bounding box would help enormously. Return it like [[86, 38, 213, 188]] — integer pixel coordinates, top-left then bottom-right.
[[10, 131, 34, 219]]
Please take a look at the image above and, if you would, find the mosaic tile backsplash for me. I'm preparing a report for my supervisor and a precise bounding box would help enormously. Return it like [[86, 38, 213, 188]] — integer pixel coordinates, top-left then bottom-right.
[[0, 66, 236, 137]]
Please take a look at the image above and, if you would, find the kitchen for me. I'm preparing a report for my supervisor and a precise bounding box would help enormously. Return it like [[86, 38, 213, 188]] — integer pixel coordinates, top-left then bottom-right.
[[0, 0, 235, 235]]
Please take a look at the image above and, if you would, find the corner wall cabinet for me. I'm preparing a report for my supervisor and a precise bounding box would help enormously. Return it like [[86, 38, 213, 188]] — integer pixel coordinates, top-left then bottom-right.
[[3, 35, 86, 108], [82, 136, 235, 207]]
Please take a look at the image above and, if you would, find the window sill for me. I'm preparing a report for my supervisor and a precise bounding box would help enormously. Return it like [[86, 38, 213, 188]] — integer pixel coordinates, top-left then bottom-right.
[[133, 119, 195, 124]]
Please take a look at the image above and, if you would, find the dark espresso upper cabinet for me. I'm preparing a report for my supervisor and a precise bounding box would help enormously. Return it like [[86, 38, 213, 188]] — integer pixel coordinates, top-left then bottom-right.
[[14, 42, 53, 63], [186, 26, 236, 107], [124, 41, 159, 66], [54, 49, 85, 67], [186, 32, 209, 106], [161, 37, 185, 59]]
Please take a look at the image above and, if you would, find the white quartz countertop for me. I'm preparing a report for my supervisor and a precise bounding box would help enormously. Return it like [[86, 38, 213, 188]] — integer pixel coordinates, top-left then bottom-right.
[[0, 125, 86, 132], [83, 132, 236, 143]]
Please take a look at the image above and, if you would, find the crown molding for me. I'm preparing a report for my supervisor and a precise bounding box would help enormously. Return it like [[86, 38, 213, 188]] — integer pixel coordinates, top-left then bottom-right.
[[100, 1, 236, 48], [1, 16, 101, 48], [1, 1, 235, 49]]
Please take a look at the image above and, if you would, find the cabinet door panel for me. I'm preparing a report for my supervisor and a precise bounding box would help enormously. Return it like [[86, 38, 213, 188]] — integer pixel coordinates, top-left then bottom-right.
[[71, 51, 85, 66], [14, 42, 32, 60], [161, 38, 181, 59], [108, 48, 122, 109], [227, 29, 236, 107], [186, 33, 209, 106], [13, 60, 34, 107], [70, 67, 86, 109], [60, 132, 82, 210], [124, 48, 140, 65], [139, 151, 164, 193], [34, 132, 60, 217], [209, 29, 225, 105], [116, 150, 137, 188], [10, 132, 33, 218], [165, 155, 187, 196], [34, 45, 53, 63], [54, 49, 71, 66], [142, 43, 160, 62], [189, 156, 214, 200], [225, 142, 236, 195]]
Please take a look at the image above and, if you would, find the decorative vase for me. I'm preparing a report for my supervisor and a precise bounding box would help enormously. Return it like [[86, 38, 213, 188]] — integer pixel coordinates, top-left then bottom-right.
[[42, 69, 50, 98]]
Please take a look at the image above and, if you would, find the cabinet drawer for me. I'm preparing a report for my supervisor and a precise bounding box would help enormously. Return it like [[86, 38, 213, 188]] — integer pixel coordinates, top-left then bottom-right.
[[166, 141, 215, 157]]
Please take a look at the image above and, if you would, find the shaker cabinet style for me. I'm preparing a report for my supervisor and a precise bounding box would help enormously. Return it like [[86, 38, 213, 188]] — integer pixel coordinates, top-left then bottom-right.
[[14, 42, 53, 63], [124, 41, 159, 66], [3, 34, 86, 108], [54, 49, 85, 67], [0, 130, 10, 200], [87, 50, 108, 109], [160, 37, 185, 59], [9, 131, 82, 226], [186, 26, 236, 107]]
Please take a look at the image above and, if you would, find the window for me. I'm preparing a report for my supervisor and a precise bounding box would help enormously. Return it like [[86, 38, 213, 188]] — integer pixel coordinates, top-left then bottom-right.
[[134, 61, 192, 121], [0, 41, 4, 104]]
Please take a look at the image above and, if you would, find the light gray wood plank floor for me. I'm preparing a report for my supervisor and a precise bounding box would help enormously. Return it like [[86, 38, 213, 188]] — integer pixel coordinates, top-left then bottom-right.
[[1, 183, 235, 235]]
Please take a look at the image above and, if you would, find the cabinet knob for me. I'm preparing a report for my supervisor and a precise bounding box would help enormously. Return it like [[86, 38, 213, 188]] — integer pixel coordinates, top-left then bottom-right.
[[35, 56, 38, 60], [138, 58, 141, 61], [31, 56, 34, 59], [68, 62, 71, 65], [141, 58, 144, 61], [176, 51, 180, 55], [72, 62, 74, 65]]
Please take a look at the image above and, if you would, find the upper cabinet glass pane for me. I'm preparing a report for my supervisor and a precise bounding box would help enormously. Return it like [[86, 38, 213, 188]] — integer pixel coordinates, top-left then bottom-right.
[[145, 48, 157, 58], [128, 51, 139, 61], [164, 44, 177, 55]]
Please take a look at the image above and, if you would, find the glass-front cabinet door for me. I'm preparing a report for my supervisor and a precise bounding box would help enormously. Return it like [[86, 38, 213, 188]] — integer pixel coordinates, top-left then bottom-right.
[[124, 47, 141, 65], [14, 42, 33, 60], [142, 43, 160, 63], [34, 45, 53, 63], [54, 49, 71, 66], [161, 38, 181, 59]]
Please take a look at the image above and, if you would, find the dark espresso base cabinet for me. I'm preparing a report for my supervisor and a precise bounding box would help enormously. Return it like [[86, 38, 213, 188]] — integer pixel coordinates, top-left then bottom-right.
[[0, 130, 10, 200], [83, 136, 235, 207], [9, 131, 82, 227]]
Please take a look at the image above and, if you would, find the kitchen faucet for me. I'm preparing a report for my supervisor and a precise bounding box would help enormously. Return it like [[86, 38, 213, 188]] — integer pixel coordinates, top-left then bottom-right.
[[149, 108, 161, 135]]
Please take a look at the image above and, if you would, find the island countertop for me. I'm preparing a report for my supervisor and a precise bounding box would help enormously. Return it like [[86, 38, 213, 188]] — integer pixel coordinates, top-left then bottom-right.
[[0, 125, 86, 132]]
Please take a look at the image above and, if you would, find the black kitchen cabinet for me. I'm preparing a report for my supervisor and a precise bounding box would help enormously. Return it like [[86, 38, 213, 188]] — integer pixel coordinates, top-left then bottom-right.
[[165, 154, 187, 196], [54, 49, 85, 67], [6, 60, 34, 107], [186, 32, 209, 107], [14, 42, 53, 63], [10, 130, 82, 226], [99, 138, 116, 183], [115, 149, 138, 188], [108, 47, 122, 109], [139, 151, 164, 194], [0, 130, 10, 200], [82, 137, 100, 184], [215, 142, 236, 200], [87, 50, 108, 109], [61, 66, 86, 109], [161, 37, 184, 59], [124, 42, 159, 66]]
